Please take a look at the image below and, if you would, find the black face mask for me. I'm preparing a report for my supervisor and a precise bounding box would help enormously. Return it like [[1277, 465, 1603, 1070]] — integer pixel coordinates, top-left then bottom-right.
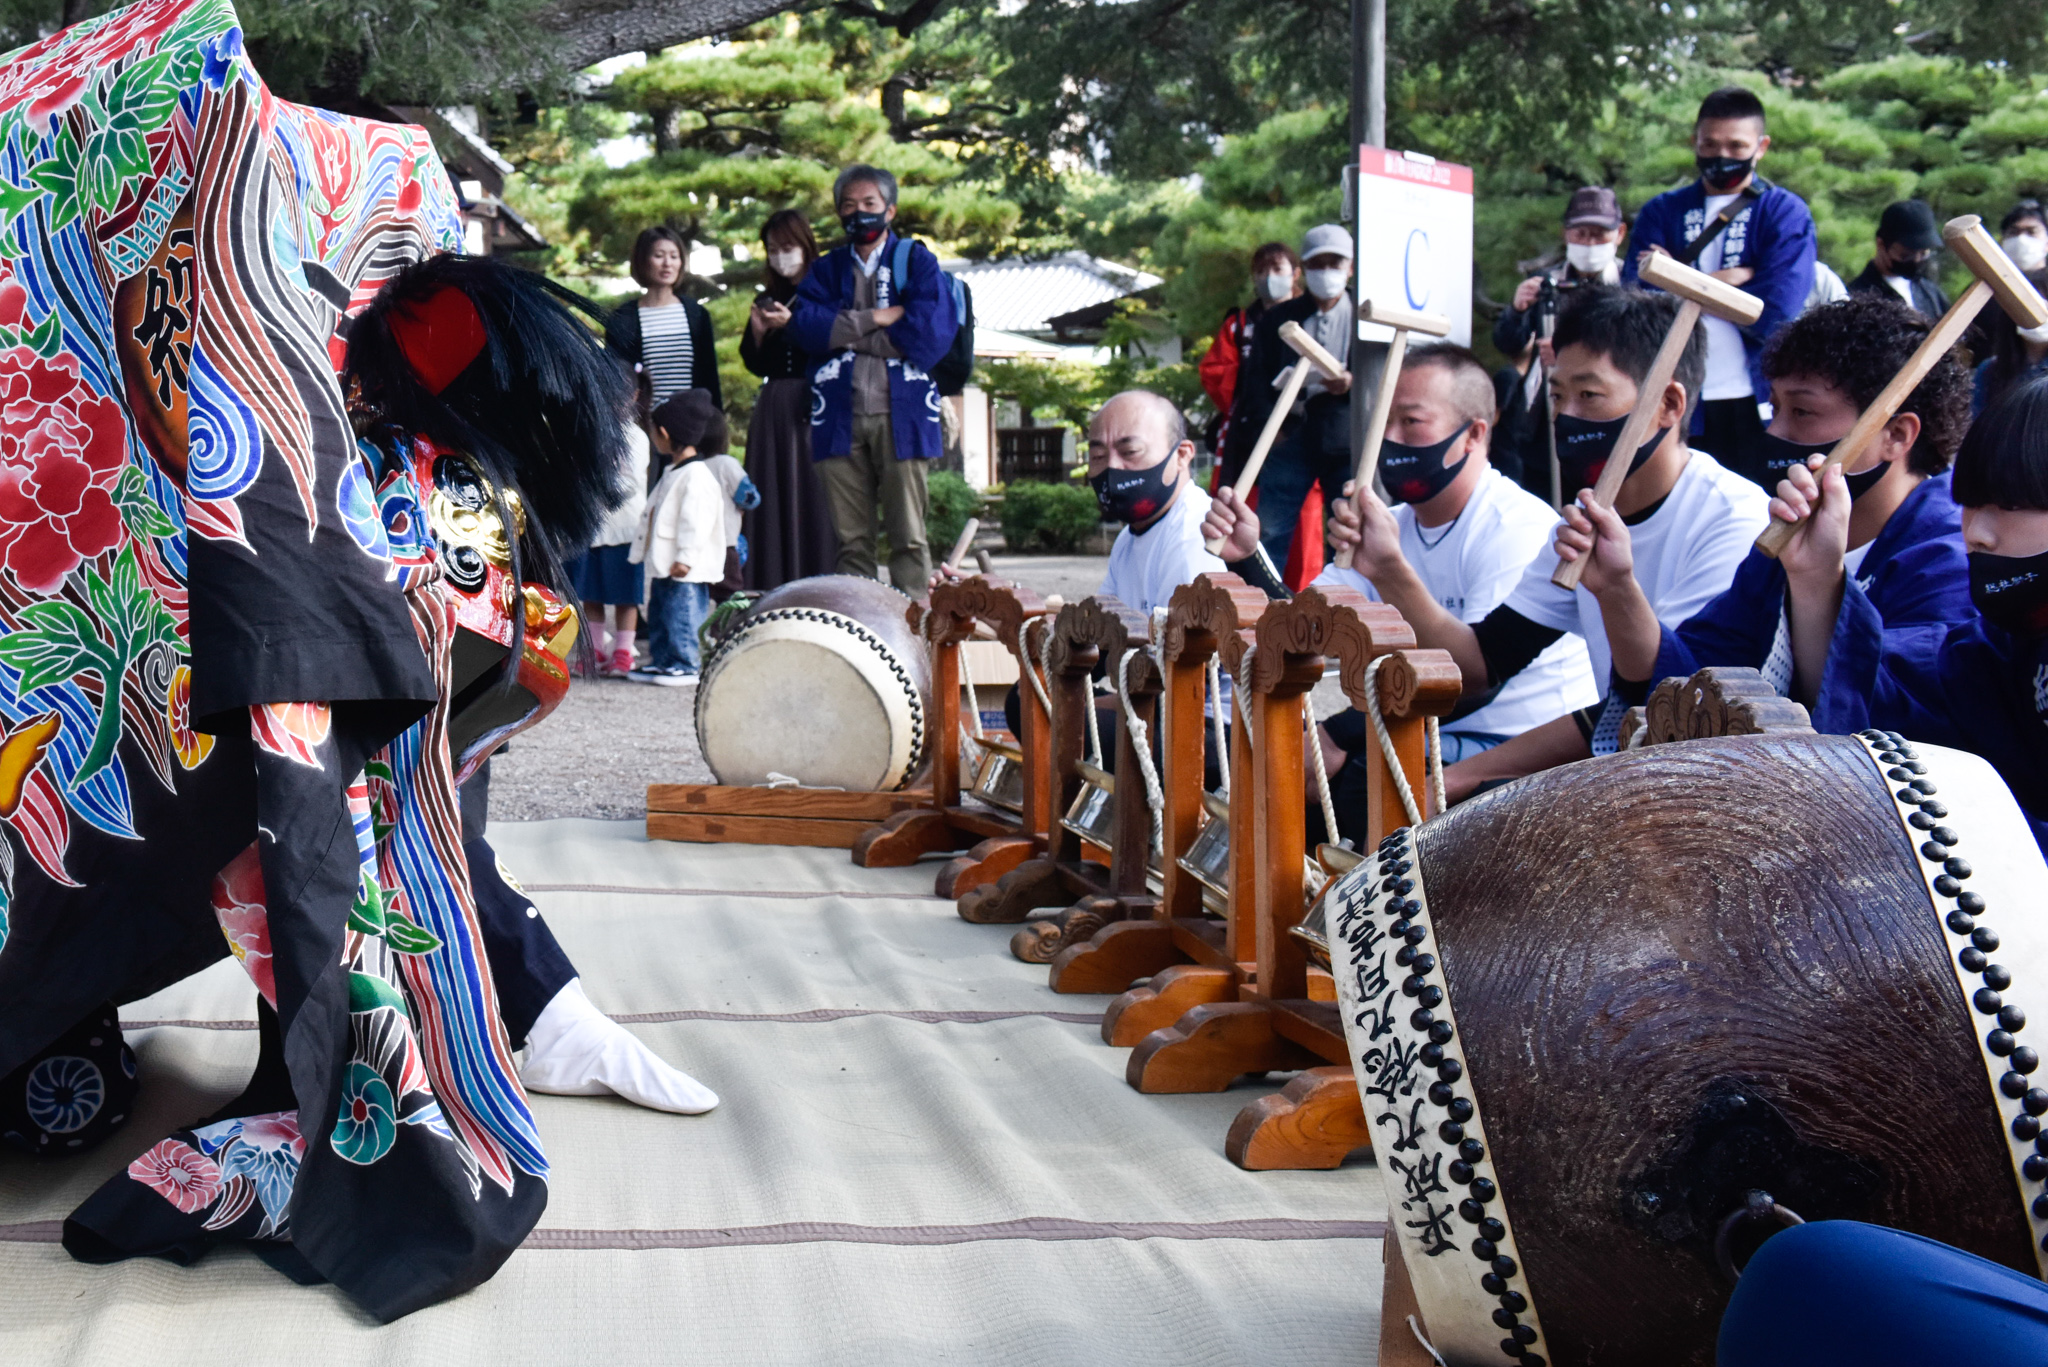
[[1697, 154, 1754, 194], [1554, 412, 1668, 499], [1380, 423, 1472, 505], [1756, 434, 1889, 501], [1970, 550, 2048, 638], [1090, 453, 1179, 527], [841, 210, 889, 246]]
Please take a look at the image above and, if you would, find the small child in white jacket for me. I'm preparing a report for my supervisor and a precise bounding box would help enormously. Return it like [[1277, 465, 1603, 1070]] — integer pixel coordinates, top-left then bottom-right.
[[629, 389, 728, 684]]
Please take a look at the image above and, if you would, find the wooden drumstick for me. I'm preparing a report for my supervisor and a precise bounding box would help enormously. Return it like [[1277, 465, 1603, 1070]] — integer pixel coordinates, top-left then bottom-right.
[[1353, 299, 1453, 492], [943, 517, 980, 574], [1755, 213, 2048, 558], [1551, 251, 1763, 590], [1203, 321, 1350, 554]]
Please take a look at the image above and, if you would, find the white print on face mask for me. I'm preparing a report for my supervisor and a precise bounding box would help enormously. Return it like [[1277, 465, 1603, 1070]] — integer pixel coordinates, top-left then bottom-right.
[[769, 249, 805, 277], [1262, 272, 1293, 302], [2004, 235, 2048, 273], [1566, 241, 1617, 275], [1305, 268, 1348, 301]]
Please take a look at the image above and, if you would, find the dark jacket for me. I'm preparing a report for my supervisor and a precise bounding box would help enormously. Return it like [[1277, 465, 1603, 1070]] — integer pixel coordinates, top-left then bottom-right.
[[1223, 291, 1352, 480], [605, 296, 722, 410], [1847, 260, 1950, 320], [788, 232, 958, 461], [1655, 472, 1968, 733], [1624, 176, 1817, 403]]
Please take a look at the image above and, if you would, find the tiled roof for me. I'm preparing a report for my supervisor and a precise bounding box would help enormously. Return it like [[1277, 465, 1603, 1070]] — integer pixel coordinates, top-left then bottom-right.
[[944, 252, 1161, 336]]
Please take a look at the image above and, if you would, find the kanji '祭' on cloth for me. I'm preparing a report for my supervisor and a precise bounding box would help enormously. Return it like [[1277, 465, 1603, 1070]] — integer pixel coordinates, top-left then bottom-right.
[[0, 0, 559, 1321]]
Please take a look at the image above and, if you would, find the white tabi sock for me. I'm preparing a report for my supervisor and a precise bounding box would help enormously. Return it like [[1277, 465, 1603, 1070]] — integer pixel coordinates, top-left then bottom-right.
[[519, 978, 719, 1114]]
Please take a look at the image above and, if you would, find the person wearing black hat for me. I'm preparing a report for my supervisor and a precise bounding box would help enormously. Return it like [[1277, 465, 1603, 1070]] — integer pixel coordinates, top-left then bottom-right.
[[1849, 200, 1950, 319], [1493, 186, 1627, 500]]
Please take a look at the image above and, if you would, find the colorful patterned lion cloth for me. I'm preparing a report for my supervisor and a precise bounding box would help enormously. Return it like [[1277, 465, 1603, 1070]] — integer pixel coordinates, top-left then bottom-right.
[[0, 0, 612, 1320]]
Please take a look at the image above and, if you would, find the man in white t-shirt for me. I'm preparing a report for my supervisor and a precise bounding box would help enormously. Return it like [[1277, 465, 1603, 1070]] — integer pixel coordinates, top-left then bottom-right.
[[1330, 286, 1771, 800], [1311, 343, 1597, 775], [1088, 390, 1230, 617]]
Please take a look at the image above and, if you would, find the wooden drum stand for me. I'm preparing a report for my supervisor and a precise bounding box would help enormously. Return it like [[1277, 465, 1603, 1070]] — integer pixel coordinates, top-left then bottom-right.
[[850, 575, 1056, 899], [1124, 585, 1460, 1170], [1008, 595, 1167, 962], [954, 594, 1140, 927], [1047, 572, 1269, 996]]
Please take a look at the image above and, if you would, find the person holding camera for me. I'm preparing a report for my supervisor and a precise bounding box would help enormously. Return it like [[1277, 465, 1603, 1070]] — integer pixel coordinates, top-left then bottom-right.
[[1491, 187, 1626, 502]]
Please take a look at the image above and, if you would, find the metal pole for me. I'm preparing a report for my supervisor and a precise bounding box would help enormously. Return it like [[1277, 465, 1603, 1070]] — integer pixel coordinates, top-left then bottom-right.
[[1365, 0, 1386, 149], [1349, 0, 1389, 487]]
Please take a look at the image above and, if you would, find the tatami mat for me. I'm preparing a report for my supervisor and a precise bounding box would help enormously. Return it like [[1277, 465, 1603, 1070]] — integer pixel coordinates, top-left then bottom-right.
[[0, 818, 1386, 1365]]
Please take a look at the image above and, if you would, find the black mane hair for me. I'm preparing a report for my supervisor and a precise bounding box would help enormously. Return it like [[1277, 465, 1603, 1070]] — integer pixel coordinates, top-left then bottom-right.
[[1953, 374, 2048, 511], [347, 253, 635, 598]]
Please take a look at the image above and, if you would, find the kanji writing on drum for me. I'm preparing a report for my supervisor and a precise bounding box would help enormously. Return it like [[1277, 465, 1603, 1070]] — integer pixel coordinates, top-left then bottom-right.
[[1390, 1149, 1448, 1208], [1361, 1034, 1423, 1106], [1406, 1198, 1459, 1259], [1378, 1095, 1428, 1153]]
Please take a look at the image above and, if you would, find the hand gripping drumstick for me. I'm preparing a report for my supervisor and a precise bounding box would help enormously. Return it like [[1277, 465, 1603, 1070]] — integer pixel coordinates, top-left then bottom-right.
[[1550, 251, 1763, 590], [943, 517, 980, 574], [1353, 300, 1453, 491], [1754, 213, 2048, 558], [1202, 320, 1350, 554]]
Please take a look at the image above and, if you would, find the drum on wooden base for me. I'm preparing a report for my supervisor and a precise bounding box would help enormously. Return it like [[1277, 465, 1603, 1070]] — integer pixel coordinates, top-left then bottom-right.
[[1325, 731, 2048, 1365], [696, 576, 930, 792]]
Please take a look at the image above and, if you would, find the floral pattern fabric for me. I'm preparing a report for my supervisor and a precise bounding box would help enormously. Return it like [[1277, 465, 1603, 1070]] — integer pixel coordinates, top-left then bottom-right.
[[0, 0, 547, 1323]]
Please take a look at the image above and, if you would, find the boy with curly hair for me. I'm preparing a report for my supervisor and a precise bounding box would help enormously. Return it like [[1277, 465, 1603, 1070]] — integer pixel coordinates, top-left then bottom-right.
[[1627, 293, 1974, 729]]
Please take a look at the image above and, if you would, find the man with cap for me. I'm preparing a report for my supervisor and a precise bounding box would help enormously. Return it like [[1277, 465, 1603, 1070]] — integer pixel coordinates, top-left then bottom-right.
[[1850, 200, 1950, 319], [1229, 222, 1356, 570], [1493, 186, 1627, 500]]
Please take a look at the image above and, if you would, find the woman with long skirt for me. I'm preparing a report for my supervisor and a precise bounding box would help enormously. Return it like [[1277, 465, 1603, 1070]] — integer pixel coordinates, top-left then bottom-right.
[[740, 209, 838, 588]]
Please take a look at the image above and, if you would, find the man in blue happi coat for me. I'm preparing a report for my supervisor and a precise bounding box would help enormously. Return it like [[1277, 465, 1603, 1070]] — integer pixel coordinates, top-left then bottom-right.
[[1627, 85, 1817, 489], [790, 163, 961, 593]]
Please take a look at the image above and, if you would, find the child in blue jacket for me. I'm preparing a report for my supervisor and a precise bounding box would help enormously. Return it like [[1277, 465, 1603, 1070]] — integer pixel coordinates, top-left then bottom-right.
[[1780, 374, 2048, 852], [1636, 295, 1973, 729]]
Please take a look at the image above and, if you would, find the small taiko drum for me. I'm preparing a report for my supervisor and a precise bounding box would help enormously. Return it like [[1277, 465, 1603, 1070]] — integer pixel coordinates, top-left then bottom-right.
[[696, 576, 930, 791], [1324, 731, 2048, 1365]]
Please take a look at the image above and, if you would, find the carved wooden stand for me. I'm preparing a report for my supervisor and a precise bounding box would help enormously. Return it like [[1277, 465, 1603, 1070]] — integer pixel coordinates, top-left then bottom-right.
[[1124, 586, 1460, 1171], [850, 576, 1057, 899], [956, 595, 1137, 927], [1011, 597, 1168, 963], [1048, 573, 1269, 1000]]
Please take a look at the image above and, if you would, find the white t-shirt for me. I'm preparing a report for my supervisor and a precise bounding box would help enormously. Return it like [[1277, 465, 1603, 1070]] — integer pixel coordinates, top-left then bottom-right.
[[592, 423, 649, 548], [1504, 448, 1772, 693], [1696, 193, 1756, 402], [1883, 273, 1916, 307], [1099, 482, 1227, 619], [1313, 469, 1599, 738]]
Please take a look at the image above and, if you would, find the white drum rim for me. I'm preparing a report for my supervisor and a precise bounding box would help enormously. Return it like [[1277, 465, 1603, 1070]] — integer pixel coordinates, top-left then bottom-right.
[[695, 606, 926, 791]]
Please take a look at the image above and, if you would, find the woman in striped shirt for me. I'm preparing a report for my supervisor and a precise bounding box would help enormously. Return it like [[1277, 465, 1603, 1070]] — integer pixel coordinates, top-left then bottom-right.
[[605, 225, 721, 423]]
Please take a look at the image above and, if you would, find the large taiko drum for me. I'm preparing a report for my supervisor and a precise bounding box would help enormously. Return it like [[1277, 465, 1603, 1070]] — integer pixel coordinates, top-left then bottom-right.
[[695, 575, 930, 791], [1325, 730, 2048, 1366]]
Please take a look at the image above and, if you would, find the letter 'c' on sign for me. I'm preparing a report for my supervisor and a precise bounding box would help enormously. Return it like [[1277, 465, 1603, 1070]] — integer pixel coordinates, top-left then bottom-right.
[[1404, 229, 1431, 310]]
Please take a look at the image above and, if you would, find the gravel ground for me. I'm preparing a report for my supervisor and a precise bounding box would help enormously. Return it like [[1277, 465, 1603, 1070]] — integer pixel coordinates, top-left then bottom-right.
[[487, 552, 1111, 822]]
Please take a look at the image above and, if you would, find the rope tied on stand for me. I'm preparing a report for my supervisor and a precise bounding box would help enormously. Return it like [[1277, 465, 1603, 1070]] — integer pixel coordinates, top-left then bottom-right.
[[1117, 647, 1165, 854], [1361, 652, 1447, 825]]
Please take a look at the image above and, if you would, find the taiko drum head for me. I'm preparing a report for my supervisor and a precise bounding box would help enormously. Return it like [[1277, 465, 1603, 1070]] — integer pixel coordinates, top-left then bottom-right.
[[1326, 730, 2048, 1366], [696, 576, 930, 792]]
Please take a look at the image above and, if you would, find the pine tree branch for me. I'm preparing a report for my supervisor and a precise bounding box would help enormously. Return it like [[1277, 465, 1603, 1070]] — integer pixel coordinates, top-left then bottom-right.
[[830, 0, 951, 38]]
